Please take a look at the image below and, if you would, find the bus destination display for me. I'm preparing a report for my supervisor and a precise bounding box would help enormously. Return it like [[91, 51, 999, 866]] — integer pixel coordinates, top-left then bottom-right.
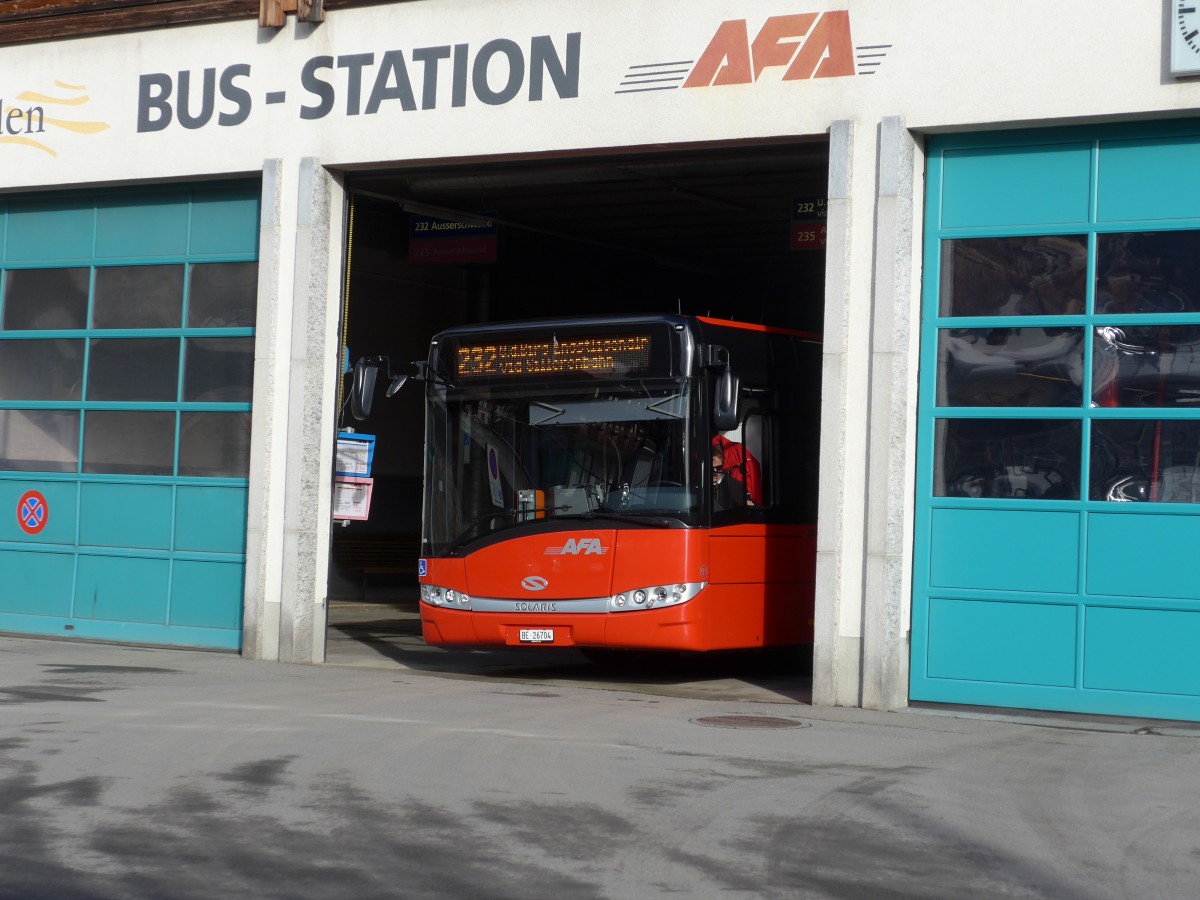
[[456, 334, 652, 379]]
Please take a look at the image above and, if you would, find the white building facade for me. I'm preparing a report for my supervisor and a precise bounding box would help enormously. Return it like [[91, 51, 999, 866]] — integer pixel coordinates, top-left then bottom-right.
[[5, 1, 1200, 720]]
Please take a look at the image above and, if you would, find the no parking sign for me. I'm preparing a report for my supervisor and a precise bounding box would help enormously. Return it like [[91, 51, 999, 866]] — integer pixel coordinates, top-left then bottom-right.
[[17, 490, 48, 535], [486, 443, 504, 508]]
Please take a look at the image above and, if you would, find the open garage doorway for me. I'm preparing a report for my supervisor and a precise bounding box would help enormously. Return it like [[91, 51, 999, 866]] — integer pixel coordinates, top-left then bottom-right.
[[324, 139, 830, 679]]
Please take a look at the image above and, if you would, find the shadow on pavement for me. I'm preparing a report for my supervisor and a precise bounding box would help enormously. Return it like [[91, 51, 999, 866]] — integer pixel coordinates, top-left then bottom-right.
[[323, 599, 813, 705]]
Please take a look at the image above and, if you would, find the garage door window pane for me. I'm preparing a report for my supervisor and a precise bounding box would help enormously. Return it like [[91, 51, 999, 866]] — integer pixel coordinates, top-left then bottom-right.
[[940, 236, 1087, 317], [1091, 420, 1200, 502], [1096, 232, 1200, 315], [935, 418, 1081, 499], [1093, 325, 1200, 407], [0, 409, 79, 472], [188, 262, 258, 328], [87, 338, 179, 402], [3, 268, 89, 330], [183, 338, 253, 402], [93, 265, 184, 329], [0, 339, 84, 400], [83, 411, 174, 475], [179, 412, 250, 477], [937, 328, 1084, 407]]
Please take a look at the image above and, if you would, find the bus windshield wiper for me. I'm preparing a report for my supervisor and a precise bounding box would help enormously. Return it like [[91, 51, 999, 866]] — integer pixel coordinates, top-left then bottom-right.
[[554, 511, 677, 528], [442, 510, 518, 555]]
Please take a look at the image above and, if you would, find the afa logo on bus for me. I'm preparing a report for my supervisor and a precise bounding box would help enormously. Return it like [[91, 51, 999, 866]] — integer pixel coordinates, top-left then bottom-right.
[[544, 538, 608, 556]]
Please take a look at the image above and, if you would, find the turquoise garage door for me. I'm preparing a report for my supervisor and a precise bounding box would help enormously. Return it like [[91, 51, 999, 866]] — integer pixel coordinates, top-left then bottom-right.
[[912, 122, 1200, 720], [0, 184, 259, 650]]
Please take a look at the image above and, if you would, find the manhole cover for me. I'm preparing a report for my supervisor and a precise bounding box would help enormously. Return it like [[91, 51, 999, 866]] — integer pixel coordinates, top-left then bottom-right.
[[692, 715, 809, 730]]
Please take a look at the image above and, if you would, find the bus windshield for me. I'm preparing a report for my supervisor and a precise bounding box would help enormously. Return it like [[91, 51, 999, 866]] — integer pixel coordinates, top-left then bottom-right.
[[423, 380, 697, 555]]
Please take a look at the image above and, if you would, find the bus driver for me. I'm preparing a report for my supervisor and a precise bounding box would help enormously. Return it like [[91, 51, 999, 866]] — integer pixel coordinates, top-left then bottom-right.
[[712, 445, 754, 511]]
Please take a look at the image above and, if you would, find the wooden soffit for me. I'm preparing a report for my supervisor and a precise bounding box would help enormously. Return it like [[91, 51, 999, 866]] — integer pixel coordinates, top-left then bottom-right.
[[0, 0, 395, 47]]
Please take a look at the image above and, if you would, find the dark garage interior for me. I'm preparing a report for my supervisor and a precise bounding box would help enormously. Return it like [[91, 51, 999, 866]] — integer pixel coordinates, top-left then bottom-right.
[[327, 139, 830, 606]]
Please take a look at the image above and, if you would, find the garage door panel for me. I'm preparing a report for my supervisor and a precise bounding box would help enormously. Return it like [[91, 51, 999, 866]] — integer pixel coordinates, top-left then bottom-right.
[[189, 190, 261, 255], [0, 185, 255, 651], [0, 480, 77, 544], [0, 550, 74, 616], [79, 482, 172, 550], [174, 486, 248, 553], [170, 560, 244, 629], [74, 555, 170, 624], [4, 197, 95, 262], [930, 508, 1079, 594], [95, 192, 190, 258], [1087, 513, 1200, 600], [919, 127, 1200, 721], [1097, 137, 1200, 222], [1084, 606, 1200, 696], [928, 597, 1077, 687], [940, 143, 1091, 229]]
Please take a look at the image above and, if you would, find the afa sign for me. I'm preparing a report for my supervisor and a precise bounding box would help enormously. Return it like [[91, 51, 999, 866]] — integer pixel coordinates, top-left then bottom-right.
[[685, 11, 855, 87]]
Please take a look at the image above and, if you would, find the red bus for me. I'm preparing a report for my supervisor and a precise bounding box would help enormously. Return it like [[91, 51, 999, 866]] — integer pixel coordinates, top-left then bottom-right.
[[359, 314, 821, 657]]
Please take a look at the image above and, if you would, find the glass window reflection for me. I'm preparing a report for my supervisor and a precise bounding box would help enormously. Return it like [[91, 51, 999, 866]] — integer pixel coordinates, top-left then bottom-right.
[[1092, 325, 1200, 408], [179, 412, 251, 477], [937, 328, 1084, 407], [1091, 420, 1200, 503], [183, 338, 253, 402], [1095, 231, 1200, 315], [2, 268, 89, 331], [82, 410, 174, 475], [87, 338, 179, 402], [0, 339, 84, 401], [93, 265, 184, 329], [0, 409, 79, 472], [188, 262, 258, 328], [940, 235, 1087, 317], [935, 418, 1081, 499]]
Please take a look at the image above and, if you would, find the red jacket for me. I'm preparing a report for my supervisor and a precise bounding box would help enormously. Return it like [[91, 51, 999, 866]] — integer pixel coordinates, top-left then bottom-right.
[[712, 435, 762, 506]]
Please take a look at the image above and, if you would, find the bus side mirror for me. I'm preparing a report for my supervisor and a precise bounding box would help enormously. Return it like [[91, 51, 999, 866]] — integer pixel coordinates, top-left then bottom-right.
[[713, 367, 740, 431], [350, 358, 378, 421], [350, 356, 426, 420]]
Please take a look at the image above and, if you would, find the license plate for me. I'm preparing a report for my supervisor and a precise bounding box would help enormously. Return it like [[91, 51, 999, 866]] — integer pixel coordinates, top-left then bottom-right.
[[519, 628, 554, 644]]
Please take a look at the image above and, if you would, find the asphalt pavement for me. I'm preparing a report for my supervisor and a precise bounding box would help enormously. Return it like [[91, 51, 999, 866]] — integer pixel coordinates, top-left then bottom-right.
[[3, 612, 1200, 899], [324, 598, 814, 704]]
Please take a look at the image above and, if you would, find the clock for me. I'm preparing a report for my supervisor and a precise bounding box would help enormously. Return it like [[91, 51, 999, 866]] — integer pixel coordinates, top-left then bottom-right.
[[1172, 1, 1200, 76]]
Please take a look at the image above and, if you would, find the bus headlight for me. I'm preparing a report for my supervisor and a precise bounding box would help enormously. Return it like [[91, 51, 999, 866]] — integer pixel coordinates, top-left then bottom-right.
[[421, 584, 471, 609], [607, 582, 705, 612]]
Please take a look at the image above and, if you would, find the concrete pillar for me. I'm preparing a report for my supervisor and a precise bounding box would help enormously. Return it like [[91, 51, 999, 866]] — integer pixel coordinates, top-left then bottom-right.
[[243, 159, 285, 663], [812, 119, 872, 708], [860, 118, 921, 710], [243, 157, 345, 664], [812, 118, 922, 710]]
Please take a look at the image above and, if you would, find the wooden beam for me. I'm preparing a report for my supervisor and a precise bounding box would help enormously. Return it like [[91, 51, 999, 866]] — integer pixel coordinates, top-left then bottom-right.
[[0, 1, 258, 45], [0, 0, 389, 46], [261, 0, 325, 28], [258, 0, 284, 27], [0, 0, 197, 23], [298, 0, 325, 23]]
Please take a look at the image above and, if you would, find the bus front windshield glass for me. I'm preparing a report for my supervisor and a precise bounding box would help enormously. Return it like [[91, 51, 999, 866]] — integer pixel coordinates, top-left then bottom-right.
[[424, 381, 697, 555]]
